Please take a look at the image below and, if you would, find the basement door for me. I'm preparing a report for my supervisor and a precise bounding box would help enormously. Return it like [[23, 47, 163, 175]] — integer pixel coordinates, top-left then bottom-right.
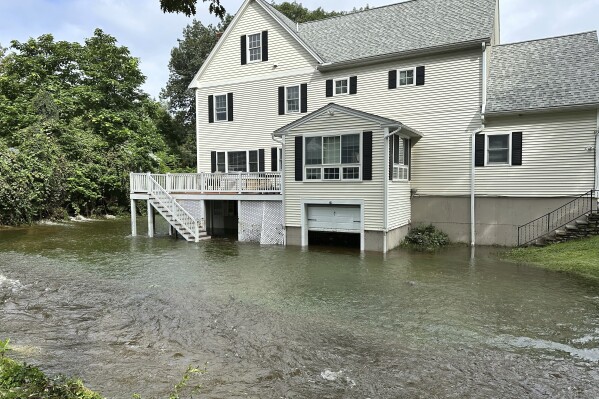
[[307, 205, 361, 233]]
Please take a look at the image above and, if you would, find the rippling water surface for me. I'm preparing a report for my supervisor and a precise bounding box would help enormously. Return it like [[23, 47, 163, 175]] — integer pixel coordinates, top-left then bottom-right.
[[1, 219, 599, 398]]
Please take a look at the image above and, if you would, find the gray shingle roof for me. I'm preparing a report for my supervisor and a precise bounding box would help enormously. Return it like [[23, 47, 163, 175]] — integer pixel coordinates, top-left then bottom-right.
[[486, 31, 599, 113], [291, 0, 496, 64]]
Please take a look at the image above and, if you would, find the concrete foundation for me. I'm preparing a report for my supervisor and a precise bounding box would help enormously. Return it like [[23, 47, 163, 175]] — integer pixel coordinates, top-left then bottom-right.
[[285, 226, 402, 252], [386, 224, 410, 251], [411, 196, 578, 246]]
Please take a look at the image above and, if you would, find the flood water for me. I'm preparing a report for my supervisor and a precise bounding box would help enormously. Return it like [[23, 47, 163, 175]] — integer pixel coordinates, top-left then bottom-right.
[[1, 219, 599, 398]]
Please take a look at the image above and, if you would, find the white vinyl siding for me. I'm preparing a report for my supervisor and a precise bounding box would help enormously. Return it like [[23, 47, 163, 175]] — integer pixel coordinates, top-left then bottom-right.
[[478, 111, 596, 196], [387, 181, 411, 230], [197, 1, 317, 84]]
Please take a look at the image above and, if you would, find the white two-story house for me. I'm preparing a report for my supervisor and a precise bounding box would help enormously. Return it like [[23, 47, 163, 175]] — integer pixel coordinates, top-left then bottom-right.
[[130, 0, 599, 251]]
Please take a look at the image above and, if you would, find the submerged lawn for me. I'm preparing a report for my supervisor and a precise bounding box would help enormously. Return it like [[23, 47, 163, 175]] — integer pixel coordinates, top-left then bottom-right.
[[506, 235, 599, 280]]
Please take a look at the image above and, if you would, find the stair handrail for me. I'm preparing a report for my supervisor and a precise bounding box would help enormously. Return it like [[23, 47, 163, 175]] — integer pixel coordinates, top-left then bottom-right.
[[517, 189, 597, 246], [147, 174, 201, 241]]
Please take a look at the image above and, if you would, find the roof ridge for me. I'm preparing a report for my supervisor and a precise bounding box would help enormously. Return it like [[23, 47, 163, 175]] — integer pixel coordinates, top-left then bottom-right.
[[298, 0, 414, 27], [495, 30, 598, 47]]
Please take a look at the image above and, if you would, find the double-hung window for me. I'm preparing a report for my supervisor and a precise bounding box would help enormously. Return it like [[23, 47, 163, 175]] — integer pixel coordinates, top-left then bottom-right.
[[391, 134, 410, 180], [305, 133, 361, 181], [334, 78, 349, 95], [398, 68, 415, 86], [248, 33, 262, 62], [286, 85, 300, 113], [215, 150, 262, 172], [214, 94, 228, 121], [486, 133, 511, 165]]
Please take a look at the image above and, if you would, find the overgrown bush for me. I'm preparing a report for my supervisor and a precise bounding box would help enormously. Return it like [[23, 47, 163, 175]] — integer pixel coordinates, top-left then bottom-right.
[[403, 224, 450, 251]]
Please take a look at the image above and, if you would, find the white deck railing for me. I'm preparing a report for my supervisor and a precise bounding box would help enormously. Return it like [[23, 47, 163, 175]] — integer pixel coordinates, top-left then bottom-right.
[[130, 172, 282, 195]]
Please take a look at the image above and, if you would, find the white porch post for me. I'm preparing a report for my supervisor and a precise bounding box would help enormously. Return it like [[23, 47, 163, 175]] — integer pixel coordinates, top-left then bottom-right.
[[130, 199, 137, 236], [147, 200, 154, 238]]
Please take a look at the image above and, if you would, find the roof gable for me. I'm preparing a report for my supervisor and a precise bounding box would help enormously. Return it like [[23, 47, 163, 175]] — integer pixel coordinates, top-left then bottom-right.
[[486, 31, 599, 114], [274, 103, 422, 138], [189, 0, 322, 88]]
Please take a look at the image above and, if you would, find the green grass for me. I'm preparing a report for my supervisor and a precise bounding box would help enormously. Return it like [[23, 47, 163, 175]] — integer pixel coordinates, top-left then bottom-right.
[[506, 235, 599, 280]]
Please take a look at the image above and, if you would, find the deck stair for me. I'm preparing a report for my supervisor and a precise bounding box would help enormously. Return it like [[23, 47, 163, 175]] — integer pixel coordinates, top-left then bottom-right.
[[147, 175, 209, 242], [518, 190, 598, 247]]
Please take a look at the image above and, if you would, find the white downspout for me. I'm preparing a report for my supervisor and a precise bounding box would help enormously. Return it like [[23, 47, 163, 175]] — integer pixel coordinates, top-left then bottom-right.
[[471, 42, 488, 247], [594, 109, 599, 193]]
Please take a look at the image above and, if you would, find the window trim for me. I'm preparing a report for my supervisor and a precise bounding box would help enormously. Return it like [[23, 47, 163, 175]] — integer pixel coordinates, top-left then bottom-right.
[[397, 67, 416, 87], [333, 77, 350, 96], [213, 93, 228, 123], [391, 135, 410, 181], [285, 85, 301, 114], [485, 132, 512, 166], [302, 131, 363, 182], [214, 149, 263, 173], [246, 32, 262, 63]]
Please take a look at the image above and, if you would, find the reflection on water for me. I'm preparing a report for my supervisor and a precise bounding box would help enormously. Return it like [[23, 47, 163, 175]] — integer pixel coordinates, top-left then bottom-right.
[[1, 219, 598, 398]]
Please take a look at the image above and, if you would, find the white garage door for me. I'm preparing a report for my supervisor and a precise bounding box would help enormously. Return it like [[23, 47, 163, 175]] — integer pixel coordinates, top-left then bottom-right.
[[307, 205, 361, 233]]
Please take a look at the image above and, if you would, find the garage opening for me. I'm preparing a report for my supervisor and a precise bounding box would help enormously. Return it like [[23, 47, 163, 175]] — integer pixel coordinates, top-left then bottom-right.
[[308, 231, 360, 249], [205, 200, 238, 238], [306, 204, 361, 249]]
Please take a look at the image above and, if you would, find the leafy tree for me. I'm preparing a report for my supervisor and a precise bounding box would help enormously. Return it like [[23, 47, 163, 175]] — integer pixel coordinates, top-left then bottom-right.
[[273, 1, 346, 22], [0, 30, 175, 222], [160, 0, 226, 18]]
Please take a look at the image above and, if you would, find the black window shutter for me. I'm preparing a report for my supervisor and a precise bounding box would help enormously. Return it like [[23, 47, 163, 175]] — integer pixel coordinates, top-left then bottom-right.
[[388, 70, 397, 89], [363, 131, 373, 181], [227, 92, 233, 121], [208, 95, 214, 123], [262, 31, 268, 62], [475, 134, 485, 167], [211, 151, 216, 173], [259, 148, 265, 172], [416, 66, 425, 86], [300, 83, 308, 113], [326, 79, 333, 97], [241, 35, 247, 65], [389, 135, 394, 181], [512, 132, 523, 166], [278, 86, 285, 115], [295, 136, 303, 181], [271, 147, 278, 171], [349, 76, 357, 94], [408, 140, 412, 180]]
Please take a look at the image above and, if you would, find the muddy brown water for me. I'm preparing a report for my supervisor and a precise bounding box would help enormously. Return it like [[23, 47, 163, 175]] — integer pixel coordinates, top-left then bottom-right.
[[1, 219, 598, 398]]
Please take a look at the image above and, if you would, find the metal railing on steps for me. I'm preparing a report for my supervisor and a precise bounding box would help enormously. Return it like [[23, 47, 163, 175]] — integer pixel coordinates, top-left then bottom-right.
[[147, 175, 202, 242], [517, 190, 598, 246]]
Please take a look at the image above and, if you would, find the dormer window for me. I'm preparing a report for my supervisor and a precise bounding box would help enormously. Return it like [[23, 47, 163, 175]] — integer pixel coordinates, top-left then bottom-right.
[[248, 33, 262, 62]]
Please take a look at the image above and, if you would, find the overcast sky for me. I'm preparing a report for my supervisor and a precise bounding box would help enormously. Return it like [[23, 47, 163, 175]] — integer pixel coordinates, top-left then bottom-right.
[[1, 0, 598, 98]]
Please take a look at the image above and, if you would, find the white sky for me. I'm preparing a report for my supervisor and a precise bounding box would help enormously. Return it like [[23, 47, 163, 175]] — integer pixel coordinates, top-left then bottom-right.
[[0, 0, 598, 98]]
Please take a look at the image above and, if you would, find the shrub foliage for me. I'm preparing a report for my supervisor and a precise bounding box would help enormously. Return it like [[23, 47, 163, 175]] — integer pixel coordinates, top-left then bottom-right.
[[404, 224, 450, 251]]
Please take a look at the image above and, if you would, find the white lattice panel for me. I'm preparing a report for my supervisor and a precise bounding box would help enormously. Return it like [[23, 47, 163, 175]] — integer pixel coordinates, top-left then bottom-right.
[[178, 200, 204, 227], [239, 201, 284, 245]]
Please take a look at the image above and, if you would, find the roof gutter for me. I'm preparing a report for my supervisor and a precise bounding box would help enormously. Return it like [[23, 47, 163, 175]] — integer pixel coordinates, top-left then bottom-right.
[[485, 103, 599, 117], [317, 38, 491, 72]]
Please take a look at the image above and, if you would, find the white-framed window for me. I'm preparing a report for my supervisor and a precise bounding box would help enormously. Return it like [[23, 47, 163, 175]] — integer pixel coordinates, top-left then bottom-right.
[[334, 77, 349, 96], [305, 133, 361, 181], [215, 150, 262, 173], [277, 147, 283, 171], [247, 33, 262, 62], [286, 85, 300, 113], [390, 134, 410, 180], [214, 94, 228, 122], [398, 68, 415, 86], [486, 133, 511, 165]]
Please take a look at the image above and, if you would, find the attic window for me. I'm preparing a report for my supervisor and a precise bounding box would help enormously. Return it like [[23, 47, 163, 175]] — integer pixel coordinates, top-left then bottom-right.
[[248, 33, 262, 62]]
